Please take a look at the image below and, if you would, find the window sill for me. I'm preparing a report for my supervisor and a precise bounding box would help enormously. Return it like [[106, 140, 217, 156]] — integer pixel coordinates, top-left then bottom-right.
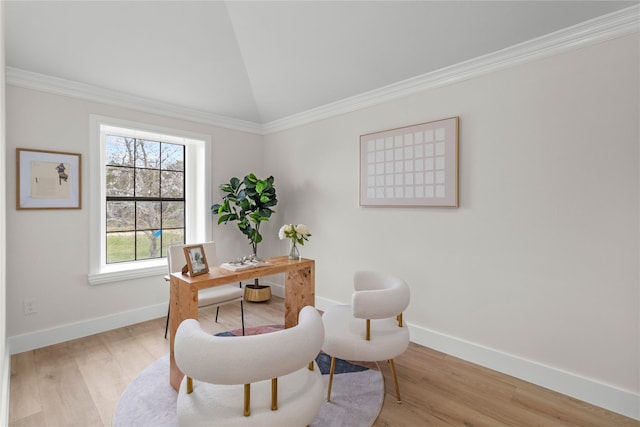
[[88, 260, 167, 285]]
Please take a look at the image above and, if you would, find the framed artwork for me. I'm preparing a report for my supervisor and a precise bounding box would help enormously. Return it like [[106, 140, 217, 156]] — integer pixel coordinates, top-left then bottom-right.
[[359, 116, 459, 207], [183, 245, 209, 276], [17, 148, 82, 210]]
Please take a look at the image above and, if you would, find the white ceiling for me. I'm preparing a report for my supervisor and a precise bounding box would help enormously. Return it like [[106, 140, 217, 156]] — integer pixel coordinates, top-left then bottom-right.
[[5, 1, 637, 125]]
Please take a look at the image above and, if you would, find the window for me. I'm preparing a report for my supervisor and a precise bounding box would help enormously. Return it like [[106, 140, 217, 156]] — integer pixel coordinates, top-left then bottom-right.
[[89, 116, 211, 285], [105, 135, 185, 263]]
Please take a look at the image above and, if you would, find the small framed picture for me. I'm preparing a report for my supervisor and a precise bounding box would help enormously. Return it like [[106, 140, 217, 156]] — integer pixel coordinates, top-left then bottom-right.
[[183, 245, 209, 276], [17, 148, 82, 209]]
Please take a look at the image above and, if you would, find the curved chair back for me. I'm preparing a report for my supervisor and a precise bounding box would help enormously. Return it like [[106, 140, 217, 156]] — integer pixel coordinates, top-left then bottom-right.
[[175, 306, 324, 385], [352, 271, 410, 320], [322, 271, 410, 403]]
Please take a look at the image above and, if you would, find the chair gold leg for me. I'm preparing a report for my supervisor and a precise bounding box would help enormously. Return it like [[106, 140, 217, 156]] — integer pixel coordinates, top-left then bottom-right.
[[244, 384, 251, 416], [271, 378, 278, 410], [308, 361, 314, 371], [186, 376, 193, 394], [327, 356, 336, 402], [388, 359, 402, 403]]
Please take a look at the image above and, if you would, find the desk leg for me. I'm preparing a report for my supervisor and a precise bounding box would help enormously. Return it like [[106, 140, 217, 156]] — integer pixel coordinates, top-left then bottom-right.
[[284, 266, 315, 328], [169, 276, 198, 391]]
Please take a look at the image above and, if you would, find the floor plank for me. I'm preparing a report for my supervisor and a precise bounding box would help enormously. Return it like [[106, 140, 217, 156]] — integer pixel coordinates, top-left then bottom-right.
[[32, 343, 104, 426], [9, 351, 41, 422]]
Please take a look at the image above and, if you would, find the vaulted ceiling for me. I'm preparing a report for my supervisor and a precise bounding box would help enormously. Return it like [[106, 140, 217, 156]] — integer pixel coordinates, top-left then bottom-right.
[[5, 1, 637, 127]]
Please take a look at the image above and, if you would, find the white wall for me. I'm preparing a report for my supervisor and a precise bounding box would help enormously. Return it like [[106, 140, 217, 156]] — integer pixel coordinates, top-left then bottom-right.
[[1, 3, 9, 424], [263, 34, 639, 417], [4, 86, 265, 343]]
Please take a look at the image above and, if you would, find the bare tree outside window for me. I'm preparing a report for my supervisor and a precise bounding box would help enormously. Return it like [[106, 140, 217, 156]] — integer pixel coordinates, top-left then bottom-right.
[[105, 135, 185, 263]]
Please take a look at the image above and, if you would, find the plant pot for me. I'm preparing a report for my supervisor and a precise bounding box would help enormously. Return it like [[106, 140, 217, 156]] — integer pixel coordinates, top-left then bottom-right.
[[244, 284, 271, 302]]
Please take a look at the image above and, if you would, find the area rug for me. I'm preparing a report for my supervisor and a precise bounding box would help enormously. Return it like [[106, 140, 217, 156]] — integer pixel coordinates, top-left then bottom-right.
[[113, 326, 384, 426]]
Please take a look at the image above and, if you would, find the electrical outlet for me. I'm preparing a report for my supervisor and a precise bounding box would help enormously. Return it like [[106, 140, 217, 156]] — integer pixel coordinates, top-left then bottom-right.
[[23, 299, 37, 315]]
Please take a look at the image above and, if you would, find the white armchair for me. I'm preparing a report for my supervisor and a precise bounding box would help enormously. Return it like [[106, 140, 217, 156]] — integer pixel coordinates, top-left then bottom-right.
[[174, 306, 325, 426], [322, 271, 410, 403]]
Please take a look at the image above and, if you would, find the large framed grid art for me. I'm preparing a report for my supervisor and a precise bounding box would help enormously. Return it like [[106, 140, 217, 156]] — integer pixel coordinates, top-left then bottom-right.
[[359, 117, 459, 207]]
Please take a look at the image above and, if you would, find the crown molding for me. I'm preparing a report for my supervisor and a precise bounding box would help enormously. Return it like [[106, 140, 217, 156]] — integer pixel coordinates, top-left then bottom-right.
[[5, 67, 263, 134], [263, 4, 639, 134], [6, 5, 638, 136]]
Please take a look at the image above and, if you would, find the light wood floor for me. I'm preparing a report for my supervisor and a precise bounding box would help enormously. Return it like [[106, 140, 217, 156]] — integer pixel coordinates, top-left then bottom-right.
[[9, 296, 638, 426]]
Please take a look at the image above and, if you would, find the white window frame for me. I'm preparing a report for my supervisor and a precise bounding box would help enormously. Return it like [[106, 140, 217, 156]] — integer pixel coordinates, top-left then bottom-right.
[[88, 115, 211, 285]]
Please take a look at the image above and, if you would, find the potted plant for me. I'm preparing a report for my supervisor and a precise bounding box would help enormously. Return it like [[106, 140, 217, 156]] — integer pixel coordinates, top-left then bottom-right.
[[211, 173, 277, 301]]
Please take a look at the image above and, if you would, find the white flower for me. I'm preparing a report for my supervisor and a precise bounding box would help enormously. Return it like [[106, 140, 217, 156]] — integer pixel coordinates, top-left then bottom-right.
[[279, 223, 312, 245], [295, 224, 309, 236], [278, 224, 294, 240]]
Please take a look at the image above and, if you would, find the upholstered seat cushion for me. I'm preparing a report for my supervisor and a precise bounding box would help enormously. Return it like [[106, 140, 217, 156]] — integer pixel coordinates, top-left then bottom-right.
[[177, 361, 323, 426], [322, 305, 409, 362], [197, 285, 243, 307]]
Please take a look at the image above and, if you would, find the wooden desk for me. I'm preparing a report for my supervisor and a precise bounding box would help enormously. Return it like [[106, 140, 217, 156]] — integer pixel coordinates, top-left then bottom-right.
[[168, 256, 315, 391]]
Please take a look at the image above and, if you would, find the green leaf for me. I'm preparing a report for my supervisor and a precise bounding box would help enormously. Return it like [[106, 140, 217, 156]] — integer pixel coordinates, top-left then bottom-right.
[[238, 199, 251, 211], [259, 194, 269, 203], [257, 207, 273, 218], [230, 177, 241, 190]]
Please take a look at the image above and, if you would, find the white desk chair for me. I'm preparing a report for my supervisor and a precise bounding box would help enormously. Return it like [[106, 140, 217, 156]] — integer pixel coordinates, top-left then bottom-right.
[[175, 306, 325, 426], [321, 271, 410, 403], [164, 242, 245, 338]]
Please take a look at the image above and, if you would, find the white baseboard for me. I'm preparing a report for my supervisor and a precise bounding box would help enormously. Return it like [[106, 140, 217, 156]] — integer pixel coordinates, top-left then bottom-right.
[[6, 282, 287, 355], [314, 296, 639, 421], [7, 292, 638, 420], [409, 325, 639, 421], [8, 303, 167, 355], [7, 282, 288, 356], [268, 281, 285, 298]]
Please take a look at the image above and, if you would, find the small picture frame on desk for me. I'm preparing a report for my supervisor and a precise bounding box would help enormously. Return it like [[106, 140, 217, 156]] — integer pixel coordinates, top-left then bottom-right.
[[183, 245, 209, 276]]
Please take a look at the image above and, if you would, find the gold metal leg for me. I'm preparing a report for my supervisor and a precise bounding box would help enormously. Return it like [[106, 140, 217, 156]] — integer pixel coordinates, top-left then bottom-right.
[[244, 384, 251, 416], [308, 361, 315, 371], [186, 376, 193, 394], [271, 378, 278, 410], [327, 356, 336, 402], [388, 359, 402, 403]]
